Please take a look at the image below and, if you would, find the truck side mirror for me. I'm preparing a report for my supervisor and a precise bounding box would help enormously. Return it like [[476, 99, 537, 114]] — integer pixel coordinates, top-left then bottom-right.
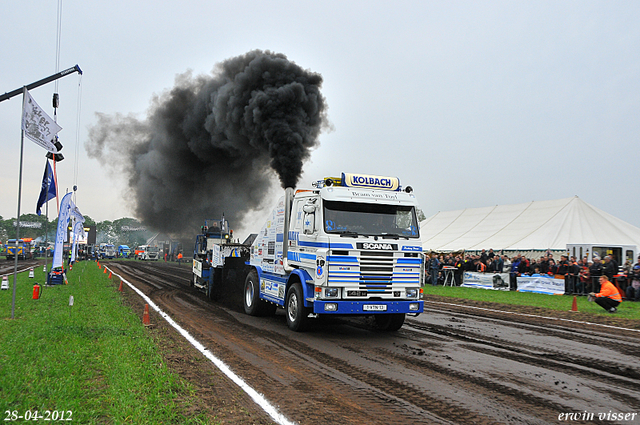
[[303, 211, 315, 234]]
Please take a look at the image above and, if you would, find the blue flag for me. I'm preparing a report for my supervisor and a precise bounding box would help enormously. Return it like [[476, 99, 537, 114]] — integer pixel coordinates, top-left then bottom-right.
[[36, 161, 56, 216]]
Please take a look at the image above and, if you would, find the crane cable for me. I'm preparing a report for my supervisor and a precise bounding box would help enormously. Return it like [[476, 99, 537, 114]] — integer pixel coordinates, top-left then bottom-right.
[[51, 0, 84, 206], [52, 0, 63, 213], [54, 0, 63, 91], [73, 76, 83, 192]]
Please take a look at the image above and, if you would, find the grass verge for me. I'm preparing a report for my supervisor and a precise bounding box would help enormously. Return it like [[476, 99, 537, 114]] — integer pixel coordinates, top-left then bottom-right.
[[0, 261, 210, 424], [422, 285, 640, 321]]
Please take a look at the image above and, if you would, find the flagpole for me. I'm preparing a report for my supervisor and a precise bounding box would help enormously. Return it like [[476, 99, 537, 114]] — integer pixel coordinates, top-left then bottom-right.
[[44, 161, 50, 278], [53, 159, 60, 214], [11, 88, 27, 319]]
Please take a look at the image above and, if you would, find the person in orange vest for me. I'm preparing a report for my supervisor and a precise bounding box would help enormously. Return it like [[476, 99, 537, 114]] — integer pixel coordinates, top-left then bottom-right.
[[177, 252, 183, 265], [589, 275, 623, 313]]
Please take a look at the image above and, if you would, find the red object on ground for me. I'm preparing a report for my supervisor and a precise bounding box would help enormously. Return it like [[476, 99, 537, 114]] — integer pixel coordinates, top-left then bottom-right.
[[142, 304, 150, 325], [571, 296, 578, 312], [118, 280, 123, 292], [32, 284, 41, 300]]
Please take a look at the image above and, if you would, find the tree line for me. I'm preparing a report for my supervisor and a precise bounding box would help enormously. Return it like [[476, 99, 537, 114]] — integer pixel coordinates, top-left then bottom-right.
[[0, 214, 155, 249]]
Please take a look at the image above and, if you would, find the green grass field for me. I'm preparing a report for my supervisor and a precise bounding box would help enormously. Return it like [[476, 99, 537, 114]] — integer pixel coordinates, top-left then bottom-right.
[[422, 284, 640, 321], [0, 261, 209, 424]]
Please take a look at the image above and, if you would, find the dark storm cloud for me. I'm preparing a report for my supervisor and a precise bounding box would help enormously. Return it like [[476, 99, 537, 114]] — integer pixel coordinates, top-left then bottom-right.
[[86, 50, 328, 236]]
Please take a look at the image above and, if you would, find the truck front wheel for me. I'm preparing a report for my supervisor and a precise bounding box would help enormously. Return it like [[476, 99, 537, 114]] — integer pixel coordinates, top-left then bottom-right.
[[286, 282, 310, 331], [373, 313, 405, 331]]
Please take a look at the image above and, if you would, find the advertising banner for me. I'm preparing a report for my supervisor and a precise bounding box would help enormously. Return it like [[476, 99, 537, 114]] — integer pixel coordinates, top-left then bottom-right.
[[461, 272, 510, 290], [516, 276, 565, 295]]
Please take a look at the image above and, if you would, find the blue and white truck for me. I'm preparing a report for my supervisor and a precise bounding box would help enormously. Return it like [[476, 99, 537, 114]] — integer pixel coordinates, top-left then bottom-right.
[[193, 173, 425, 331], [98, 243, 116, 259]]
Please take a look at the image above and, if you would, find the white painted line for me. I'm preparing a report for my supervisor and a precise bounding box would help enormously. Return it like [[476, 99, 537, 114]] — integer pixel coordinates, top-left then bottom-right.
[[424, 300, 640, 333], [107, 267, 297, 425]]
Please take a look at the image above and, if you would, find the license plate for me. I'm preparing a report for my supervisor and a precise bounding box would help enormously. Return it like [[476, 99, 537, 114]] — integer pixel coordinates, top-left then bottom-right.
[[363, 304, 387, 311]]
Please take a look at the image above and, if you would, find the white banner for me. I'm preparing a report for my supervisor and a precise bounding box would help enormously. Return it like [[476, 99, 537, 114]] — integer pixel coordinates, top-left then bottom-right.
[[52, 193, 83, 269], [70, 219, 86, 263], [22, 89, 62, 153], [462, 272, 510, 290], [516, 276, 565, 295], [13, 221, 42, 228], [52, 193, 73, 269]]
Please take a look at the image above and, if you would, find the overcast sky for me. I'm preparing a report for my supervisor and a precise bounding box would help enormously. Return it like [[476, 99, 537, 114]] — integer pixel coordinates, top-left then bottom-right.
[[1, 1, 639, 237]]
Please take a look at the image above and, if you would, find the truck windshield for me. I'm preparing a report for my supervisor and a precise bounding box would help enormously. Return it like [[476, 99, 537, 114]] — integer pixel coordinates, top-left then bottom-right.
[[323, 200, 420, 238], [149, 247, 159, 253]]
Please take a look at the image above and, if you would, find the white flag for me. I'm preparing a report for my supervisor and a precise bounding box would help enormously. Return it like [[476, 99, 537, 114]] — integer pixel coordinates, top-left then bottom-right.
[[21, 89, 62, 153], [70, 219, 86, 264], [52, 192, 74, 269]]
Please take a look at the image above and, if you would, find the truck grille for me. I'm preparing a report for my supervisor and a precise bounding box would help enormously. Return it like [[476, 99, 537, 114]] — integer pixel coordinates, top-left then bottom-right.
[[328, 250, 422, 297]]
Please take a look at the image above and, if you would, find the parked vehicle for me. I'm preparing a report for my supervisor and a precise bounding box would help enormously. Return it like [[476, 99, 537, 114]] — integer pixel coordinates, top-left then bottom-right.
[[137, 245, 159, 261], [4, 239, 32, 260], [98, 243, 116, 259], [118, 245, 131, 258], [567, 243, 637, 270]]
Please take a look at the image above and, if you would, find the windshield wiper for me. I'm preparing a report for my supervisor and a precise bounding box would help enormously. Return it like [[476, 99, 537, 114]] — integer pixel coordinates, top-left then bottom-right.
[[381, 233, 409, 240], [336, 231, 360, 238]]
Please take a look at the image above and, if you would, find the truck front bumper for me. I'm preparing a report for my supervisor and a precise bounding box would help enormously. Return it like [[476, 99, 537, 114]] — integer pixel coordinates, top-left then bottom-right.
[[312, 300, 423, 315]]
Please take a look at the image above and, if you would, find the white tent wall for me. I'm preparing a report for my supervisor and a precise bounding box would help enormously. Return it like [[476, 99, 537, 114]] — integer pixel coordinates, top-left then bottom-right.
[[420, 196, 640, 253]]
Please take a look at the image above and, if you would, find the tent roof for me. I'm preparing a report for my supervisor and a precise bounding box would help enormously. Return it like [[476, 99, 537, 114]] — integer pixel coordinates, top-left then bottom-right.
[[420, 196, 640, 251]]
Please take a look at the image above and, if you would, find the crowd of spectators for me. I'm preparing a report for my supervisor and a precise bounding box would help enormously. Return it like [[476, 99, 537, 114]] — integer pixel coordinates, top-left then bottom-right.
[[426, 248, 640, 300]]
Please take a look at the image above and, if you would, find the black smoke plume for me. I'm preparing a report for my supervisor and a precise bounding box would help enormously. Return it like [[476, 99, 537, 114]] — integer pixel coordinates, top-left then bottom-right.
[[87, 50, 328, 237]]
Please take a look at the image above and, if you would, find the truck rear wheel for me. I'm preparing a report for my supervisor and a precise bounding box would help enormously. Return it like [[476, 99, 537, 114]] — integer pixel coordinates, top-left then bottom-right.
[[373, 313, 405, 331], [209, 269, 222, 301], [207, 282, 222, 300], [286, 282, 310, 331], [243, 270, 275, 316]]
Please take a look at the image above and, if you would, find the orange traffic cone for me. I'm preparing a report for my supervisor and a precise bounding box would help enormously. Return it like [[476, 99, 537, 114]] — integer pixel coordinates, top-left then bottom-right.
[[571, 296, 578, 312], [108, 271, 112, 279], [103, 267, 107, 274], [118, 280, 123, 292], [142, 304, 150, 325], [98, 261, 101, 269]]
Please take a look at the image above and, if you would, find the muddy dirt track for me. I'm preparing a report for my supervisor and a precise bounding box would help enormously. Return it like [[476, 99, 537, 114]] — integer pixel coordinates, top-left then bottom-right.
[[106, 260, 640, 425]]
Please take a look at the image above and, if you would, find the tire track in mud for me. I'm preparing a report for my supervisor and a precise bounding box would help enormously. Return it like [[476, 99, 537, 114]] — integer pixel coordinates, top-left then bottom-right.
[[107, 261, 640, 425], [254, 329, 499, 425], [406, 320, 640, 389], [402, 308, 640, 423]]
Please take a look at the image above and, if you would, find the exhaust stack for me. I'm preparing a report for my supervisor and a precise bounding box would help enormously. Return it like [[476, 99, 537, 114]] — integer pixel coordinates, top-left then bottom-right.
[[282, 187, 295, 272]]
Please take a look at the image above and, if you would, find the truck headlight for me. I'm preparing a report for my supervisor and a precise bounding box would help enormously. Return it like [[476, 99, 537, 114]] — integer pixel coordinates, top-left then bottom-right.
[[325, 288, 339, 298], [406, 288, 419, 298], [409, 303, 420, 311], [324, 303, 338, 311]]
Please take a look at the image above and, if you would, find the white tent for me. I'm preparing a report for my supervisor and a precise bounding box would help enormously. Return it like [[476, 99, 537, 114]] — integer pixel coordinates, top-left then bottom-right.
[[420, 196, 640, 252]]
